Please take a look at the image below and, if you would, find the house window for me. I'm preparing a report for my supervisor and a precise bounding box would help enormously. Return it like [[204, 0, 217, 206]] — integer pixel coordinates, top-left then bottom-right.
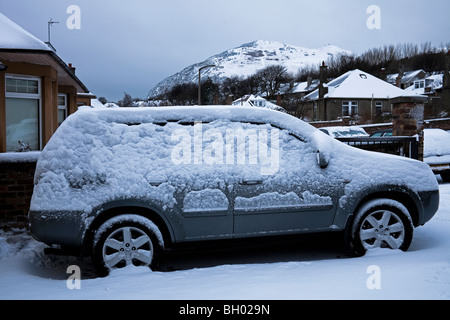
[[58, 94, 68, 126], [414, 80, 425, 89], [342, 101, 358, 116], [5, 75, 41, 152], [375, 101, 383, 115]]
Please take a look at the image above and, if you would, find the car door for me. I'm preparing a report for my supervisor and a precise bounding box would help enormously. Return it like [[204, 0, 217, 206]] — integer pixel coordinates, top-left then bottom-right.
[[231, 122, 339, 237], [160, 121, 234, 241]]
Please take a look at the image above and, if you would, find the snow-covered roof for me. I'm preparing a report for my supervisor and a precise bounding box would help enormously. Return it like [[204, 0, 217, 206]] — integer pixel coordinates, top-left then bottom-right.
[[232, 94, 285, 112], [292, 79, 320, 94], [278, 80, 320, 95], [404, 74, 444, 95], [0, 12, 51, 51], [386, 70, 425, 85], [304, 69, 407, 100]]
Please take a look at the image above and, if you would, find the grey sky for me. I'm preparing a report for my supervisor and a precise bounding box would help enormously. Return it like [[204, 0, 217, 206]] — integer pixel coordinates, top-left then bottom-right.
[[0, 0, 449, 101]]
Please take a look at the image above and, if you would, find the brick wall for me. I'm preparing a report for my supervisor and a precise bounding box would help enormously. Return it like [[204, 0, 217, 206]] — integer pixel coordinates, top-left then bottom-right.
[[0, 160, 37, 227]]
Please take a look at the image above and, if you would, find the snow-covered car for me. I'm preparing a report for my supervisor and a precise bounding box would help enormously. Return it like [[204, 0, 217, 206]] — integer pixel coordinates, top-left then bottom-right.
[[319, 126, 369, 138], [29, 106, 439, 275], [423, 128, 450, 182]]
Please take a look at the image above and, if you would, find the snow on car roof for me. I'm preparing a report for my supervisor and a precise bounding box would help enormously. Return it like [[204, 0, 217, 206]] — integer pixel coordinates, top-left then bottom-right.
[[76, 105, 318, 138]]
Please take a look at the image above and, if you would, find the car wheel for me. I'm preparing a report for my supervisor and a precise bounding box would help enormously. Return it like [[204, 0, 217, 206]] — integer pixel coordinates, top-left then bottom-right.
[[440, 171, 450, 183], [92, 214, 163, 276], [346, 199, 413, 256]]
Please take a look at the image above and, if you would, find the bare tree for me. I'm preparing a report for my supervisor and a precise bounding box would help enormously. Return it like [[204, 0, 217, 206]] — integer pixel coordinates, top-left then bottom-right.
[[255, 65, 290, 99], [280, 95, 313, 120], [118, 92, 133, 107]]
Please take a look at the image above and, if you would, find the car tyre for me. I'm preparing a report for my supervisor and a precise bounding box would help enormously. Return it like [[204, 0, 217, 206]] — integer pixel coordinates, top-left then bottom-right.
[[346, 199, 413, 257], [92, 214, 163, 276]]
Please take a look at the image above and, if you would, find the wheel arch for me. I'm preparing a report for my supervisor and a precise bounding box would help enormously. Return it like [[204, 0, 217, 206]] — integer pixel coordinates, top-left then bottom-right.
[[81, 201, 175, 257], [351, 190, 420, 228]]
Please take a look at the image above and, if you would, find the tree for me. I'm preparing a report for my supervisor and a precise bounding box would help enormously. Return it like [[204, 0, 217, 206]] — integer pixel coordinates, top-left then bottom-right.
[[164, 83, 198, 105], [200, 78, 220, 105], [255, 65, 290, 99], [280, 95, 313, 120], [98, 97, 108, 104], [118, 92, 133, 107]]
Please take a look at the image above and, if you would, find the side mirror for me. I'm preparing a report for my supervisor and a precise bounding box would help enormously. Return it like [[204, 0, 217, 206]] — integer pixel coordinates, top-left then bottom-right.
[[317, 151, 329, 168], [312, 130, 331, 169]]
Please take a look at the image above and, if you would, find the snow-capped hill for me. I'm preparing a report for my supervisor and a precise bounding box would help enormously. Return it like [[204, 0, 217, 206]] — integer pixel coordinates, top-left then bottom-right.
[[148, 40, 351, 98]]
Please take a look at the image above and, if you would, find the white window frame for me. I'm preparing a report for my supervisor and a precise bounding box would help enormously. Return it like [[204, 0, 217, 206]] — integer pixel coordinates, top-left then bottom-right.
[[342, 101, 358, 116], [414, 80, 425, 89], [5, 74, 42, 151], [58, 93, 68, 126], [375, 101, 383, 115]]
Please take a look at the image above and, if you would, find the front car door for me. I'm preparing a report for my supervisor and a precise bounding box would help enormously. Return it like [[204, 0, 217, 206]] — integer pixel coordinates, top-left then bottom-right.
[[231, 122, 339, 237]]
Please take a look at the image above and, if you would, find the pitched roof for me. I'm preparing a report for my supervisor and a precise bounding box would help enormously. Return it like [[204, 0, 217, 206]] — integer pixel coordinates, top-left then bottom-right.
[[404, 74, 444, 95], [0, 12, 51, 51], [304, 69, 407, 100], [386, 69, 426, 85], [0, 13, 90, 93], [232, 94, 285, 111]]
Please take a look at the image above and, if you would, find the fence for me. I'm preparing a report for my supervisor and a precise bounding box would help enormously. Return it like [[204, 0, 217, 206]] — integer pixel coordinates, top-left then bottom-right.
[[336, 136, 419, 160]]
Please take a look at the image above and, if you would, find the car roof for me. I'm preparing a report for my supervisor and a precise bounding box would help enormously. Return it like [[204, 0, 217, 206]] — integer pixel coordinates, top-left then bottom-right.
[[72, 105, 319, 139]]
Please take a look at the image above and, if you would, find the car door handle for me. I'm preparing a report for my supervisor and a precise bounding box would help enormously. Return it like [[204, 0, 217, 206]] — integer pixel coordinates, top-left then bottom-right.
[[240, 179, 263, 185], [149, 180, 166, 187]]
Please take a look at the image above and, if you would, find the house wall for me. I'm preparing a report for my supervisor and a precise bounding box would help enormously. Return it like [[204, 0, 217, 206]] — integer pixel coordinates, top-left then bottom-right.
[[77, 94, 95, 107], [0, 59, 80, 152], [0, 72, 5, 152], [314, 98, 392, 123]]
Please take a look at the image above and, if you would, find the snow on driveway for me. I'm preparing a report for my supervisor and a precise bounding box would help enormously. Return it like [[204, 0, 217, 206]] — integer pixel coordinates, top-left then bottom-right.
[[1, 180, 449, 300]]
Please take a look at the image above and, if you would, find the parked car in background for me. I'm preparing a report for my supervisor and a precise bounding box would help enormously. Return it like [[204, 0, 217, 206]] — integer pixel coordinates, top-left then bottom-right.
[[423, 128, 450, 182], [319, 126, 369, 138], [29, 106, 439, 275], [370, 129, 393, 137]]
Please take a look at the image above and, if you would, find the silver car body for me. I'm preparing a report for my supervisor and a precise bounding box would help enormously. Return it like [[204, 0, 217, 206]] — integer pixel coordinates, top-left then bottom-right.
[[29, 106, 439, 254]]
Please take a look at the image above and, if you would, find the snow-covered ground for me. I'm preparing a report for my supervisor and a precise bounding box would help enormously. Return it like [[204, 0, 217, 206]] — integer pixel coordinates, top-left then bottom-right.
[[1, 178, 449, 300]]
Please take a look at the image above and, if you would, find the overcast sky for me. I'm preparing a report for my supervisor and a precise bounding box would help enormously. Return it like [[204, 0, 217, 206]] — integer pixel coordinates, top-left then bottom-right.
[[0, 0, 449, 101]]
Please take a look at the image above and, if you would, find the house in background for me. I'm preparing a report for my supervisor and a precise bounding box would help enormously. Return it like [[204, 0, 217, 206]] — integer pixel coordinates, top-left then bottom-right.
[[0, 12, 92, 153], [387, 69, 427, 89], [277, 78, 320, 99], [302, 65, 407, 124], [232, 94, 285, 112]]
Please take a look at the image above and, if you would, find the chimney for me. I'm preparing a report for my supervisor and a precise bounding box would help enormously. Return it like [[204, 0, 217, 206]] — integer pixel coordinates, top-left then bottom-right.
[[319, 61, 328, 99], [396, 68, 404, 88], [68, 63, 76, 75]]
